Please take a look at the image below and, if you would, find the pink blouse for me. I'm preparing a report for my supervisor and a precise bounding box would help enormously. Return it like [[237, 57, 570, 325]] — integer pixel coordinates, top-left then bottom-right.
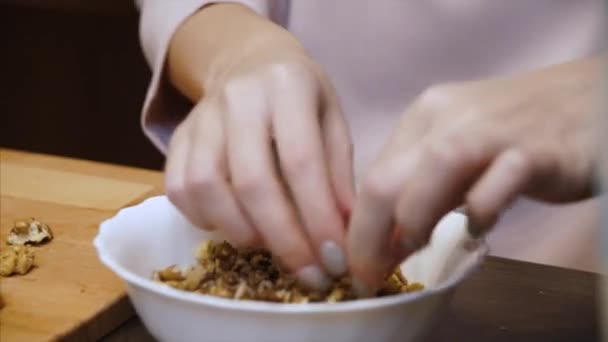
[[135, 0, 606, 272]]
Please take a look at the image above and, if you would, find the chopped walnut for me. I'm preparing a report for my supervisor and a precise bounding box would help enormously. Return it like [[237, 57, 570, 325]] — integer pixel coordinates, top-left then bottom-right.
[[7, 218, 53, 246], [153, 240, 424, 303], [1, 246, 35, 277], [327, 288, 346, 303], [183, 265, 208, 291], [157, 265, 184, 281]]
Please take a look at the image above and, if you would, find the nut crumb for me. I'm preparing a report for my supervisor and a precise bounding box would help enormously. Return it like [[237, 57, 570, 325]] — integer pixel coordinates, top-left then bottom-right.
[[7, 218, 53, 246], [1, 246, 35, 277], [154, 240, 424, 303]]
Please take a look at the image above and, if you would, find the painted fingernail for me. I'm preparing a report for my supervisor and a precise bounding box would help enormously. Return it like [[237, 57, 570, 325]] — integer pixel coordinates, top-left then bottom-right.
[[352, 277, 373, 298], [320, 240, 347, 276], [296, 265, 331, 291]]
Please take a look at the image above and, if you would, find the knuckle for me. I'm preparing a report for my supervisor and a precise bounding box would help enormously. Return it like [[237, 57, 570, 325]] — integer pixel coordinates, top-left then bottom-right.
[[223, 77, 248, 99], [222, 77, 259, 108], [423, 131, 482, 171], [267, 61, 307, 80], [503, 149, 531, 176], [282, 150, 314, 177], [422, 139, 461, 169], [265, 62, 315, 89], [165, 178, 185, 203], [232, 172, 265, 198], [417, 85, 454, 111], [444, 133, 479, 163], [361, 168, 397, 203], [184, 162, 222, 193]]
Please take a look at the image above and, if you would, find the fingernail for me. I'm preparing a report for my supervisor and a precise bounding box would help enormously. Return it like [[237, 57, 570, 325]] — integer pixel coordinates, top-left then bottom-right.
[[467, 216, 488, 238], [467, 221, 482, 238], [352, 277, 373, 298], [296, 265, 331, 291], [320, 240, 347, 276]]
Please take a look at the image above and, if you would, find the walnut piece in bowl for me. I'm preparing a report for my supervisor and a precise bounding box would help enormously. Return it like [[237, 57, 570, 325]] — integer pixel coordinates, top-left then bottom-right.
[[7, 218, 53, 246]]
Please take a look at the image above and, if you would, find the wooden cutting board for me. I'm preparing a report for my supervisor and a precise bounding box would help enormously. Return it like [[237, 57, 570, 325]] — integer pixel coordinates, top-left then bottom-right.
[[0, 148, 163, 341]]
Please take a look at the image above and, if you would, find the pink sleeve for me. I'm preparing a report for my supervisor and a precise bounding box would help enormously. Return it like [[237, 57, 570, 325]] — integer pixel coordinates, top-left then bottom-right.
[[136, 0, 287, 154]]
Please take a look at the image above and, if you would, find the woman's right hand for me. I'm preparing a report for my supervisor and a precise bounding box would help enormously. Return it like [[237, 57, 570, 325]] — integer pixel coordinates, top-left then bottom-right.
[[164, 4, 355, 289]]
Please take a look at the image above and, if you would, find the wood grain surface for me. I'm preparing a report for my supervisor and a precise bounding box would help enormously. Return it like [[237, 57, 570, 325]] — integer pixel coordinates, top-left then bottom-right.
[[1, 163, 153, 210], [0, 149, 163, 342]]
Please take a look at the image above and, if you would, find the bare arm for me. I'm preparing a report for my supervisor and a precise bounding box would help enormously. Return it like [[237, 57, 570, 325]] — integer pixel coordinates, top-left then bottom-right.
[[167, 3, 303, 102]]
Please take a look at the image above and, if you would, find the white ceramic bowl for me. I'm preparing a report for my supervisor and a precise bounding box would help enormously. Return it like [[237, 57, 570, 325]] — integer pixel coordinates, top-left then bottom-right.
[[94, 196, 486, 342]]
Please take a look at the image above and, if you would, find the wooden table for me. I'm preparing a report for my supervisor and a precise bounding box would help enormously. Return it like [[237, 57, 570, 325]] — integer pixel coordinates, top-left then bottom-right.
[[0, 149, 602, 341]]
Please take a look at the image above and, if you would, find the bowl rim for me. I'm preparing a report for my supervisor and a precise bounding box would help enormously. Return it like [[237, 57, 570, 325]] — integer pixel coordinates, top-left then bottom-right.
[[93, 196, 488, 314]]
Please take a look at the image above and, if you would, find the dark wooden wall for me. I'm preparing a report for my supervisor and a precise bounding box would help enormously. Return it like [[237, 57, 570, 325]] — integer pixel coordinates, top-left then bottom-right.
[[1, 2, 164, 170]]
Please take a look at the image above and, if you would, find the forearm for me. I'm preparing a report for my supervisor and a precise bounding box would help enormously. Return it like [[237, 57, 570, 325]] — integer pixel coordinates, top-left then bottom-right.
[[167, 3, 302, 102]]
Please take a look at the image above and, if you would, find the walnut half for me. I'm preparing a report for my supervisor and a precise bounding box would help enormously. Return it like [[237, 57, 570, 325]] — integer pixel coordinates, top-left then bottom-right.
[[7, 218, 53, 246], [1, 246, 35, 277]]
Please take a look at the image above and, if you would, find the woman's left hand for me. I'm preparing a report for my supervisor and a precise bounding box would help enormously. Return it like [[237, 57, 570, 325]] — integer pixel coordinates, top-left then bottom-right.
[[347, 56, 603, 289]]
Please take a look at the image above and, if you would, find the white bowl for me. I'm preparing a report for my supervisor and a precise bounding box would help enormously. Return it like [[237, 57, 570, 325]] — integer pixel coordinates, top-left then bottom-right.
[[94, 196, 487, 342]]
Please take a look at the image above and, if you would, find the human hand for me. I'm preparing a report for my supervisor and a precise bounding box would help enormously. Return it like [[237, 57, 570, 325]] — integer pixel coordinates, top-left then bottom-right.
[[347, 57, 602, 290], [165, 35, 355, 289]]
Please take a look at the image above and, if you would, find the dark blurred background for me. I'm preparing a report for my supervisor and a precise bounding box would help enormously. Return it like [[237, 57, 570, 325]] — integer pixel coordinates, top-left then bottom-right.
[[1, 1, 164, 170]]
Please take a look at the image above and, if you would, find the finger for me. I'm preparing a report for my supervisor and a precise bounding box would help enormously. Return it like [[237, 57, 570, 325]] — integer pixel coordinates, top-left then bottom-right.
[[224, 82, 330, 290], [394, 136, 494, 257], [322, 103, 356, 220], [164, 115, 209, 229], [347, 148, 422, 288], [183, 100, 259, 246], [465, 148, 531, 236], [347, 107, 431, 289], [273, 82, 347, 277]]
